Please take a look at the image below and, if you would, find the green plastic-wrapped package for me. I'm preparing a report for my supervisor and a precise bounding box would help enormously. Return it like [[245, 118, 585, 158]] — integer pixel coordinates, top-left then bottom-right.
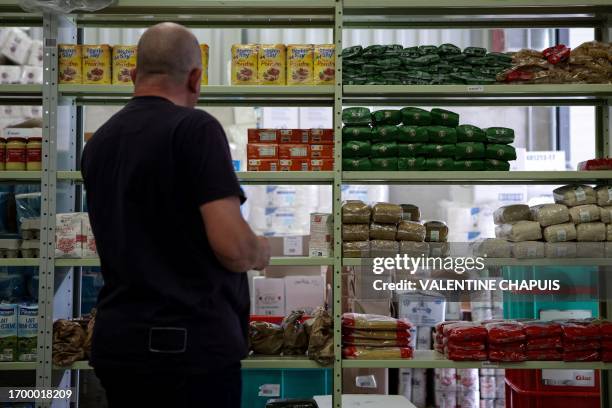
[[422, 144, 456, 158], [372, 125, 399, 143], [486, 144, 517, 161], [371, 158, 399, 171], [342, 46, 363, 59], [425, 126, 457, 144], [487, 52, 513, 63], [455, 142, 486, 160], [342, 126, 372, 142], [398, 157, 426, 171], [362, 45, 386, 58], [371, 142, 398, 158], [485, 159, 510, 171], [372, 110, 402, 125], [343, 140, 371, 158], [400, 107, 432, 126], [456, 125, 486, 142], [342, 107, 371, 125], [425, 158, 455, 171], [397, 126, 428, 143], [398, 143, 423, 157], [343, 158, 372, 171], [438, 43, 461, 55], [431, 108, 460, 127], [418, 45, 439, 55], [376, 58, 402, 69], [454, 160, 485, 171], [485, 127, 515, 144], [463, 46, 487, 57]]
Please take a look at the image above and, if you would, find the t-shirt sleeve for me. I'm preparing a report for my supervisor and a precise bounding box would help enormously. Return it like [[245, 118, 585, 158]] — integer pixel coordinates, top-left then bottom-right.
[[179, 115, 246, 206]]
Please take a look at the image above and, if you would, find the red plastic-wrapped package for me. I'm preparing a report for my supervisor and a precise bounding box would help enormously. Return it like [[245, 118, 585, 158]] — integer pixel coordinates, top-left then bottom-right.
[[343, 346, 413, 359], [601, 340, 612, 350], [435, 344, 445, 353], [526, 337, 562, 351], [445, 340, 487, 352], [445, 323, 488, 342], [561, 321, 600, 340], [602, 351, 612, 362], [436, 321, 461, 336], [447, 349, 488, 361], [342, 313, 412, 331], [600, 321, 612, 338], [523, 321, 562, 339], [563, 340, 601, 352], [542, 44, 571, 64], [486, 321, 526, 344], [489, 341, 526, 353], [525, 349, 563, 361], [488, 350, 527, 362], [563, 350, 600, 362], [577, 158, 612, 171], [435, 333, 444, 345]]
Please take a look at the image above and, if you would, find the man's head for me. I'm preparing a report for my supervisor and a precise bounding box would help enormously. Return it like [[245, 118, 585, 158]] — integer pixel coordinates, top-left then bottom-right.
[[132, 22, 202, 107]]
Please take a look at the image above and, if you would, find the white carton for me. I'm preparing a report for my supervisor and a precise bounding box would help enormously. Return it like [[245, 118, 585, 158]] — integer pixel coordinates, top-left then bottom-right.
[[398, 292, 446, 327], [310, 212, 333, 240], [308, 242, 332, 257], [17, 304, 37, 362], [0, 303, 17, 361], [398, 368, 413, 401], [411, 368, 427, 408], [252, 277, 285, 316], [0, 65, 21, 84], [20, 66, 43, 84], [479, 375, 496, 399], [27, 40, 43, 66], [1, 28, 32, 65], [55, 213, 82, 258], [284, 275, 325, 315], [435, 368, 457, 392]]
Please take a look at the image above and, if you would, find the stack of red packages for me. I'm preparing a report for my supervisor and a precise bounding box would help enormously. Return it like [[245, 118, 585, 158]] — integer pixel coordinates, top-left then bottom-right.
[[441, 322, 488, 361], [341, 313, 414, 359], [560, 320, 601, 362], [601, 321, 612, 362], [434, 321, 457, 353], [523, 321, 563, 361], [485, 321, 527, 362]]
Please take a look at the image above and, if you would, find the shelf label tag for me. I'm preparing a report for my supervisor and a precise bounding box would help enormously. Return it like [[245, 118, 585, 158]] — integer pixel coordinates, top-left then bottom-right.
[[482, 361, 499, 368], [467, 85, 484, 92], [542, 370, 595, 387], [258, 384, 281, 397], [283, 236, 304, 256]]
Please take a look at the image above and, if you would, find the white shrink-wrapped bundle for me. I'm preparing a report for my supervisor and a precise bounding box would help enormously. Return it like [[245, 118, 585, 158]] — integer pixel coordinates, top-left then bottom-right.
[[435, 368, 457, 392], [495, 221, 542, 242], [457, 390, 479, 408], [479, 375, 496, 400], [457, 369, 480, 392], [480, 400, 495, 408], [596, 185, 612, 206], [80, 213, 97, 258], [399, 368, 413, 401], [545, 242, 577, 258], [55, 213, 82, 258], [577, 242, 605, 258], [412, 368, 427, 408], [512, 241, 545, 259], [435, 392, 458, 408], [568, 204, 600, 224], [493, 204, 531, 225], [601, 206, 612, 223], [543, 223, 577, 243], [471, 239, 512, 258], [530, 204, 569, 227], [576, 222, 606, 242], [416, 326, 432, 350], [553, 185, 596, 207]]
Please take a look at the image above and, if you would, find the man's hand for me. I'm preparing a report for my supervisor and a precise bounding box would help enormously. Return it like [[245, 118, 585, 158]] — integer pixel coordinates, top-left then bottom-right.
[[253, 236, 270, 271]]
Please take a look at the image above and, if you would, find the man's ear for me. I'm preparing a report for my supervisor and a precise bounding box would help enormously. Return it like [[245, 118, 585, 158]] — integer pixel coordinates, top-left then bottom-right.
[[130, 68, 137, 84], [187, 68, 202, 93]]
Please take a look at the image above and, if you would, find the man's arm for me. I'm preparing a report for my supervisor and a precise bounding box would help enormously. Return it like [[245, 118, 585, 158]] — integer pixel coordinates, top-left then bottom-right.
[[200, 196, 270, 273]]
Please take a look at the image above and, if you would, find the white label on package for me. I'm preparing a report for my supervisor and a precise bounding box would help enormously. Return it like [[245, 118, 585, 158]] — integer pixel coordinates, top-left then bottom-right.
[[555, 246, 567, 257], [527, 246, 537, 257], [260, 131, 276, 141], [557, 229, 567, 242], [481, 361, 499, 368], [258, 384, 280, 397], [541, 369, 595, 387], [575, 187, 586, 202], [608, 187, 612, 201], [258, 146, 277, 157], [430, 230, 440, 242], [355, 375, 378, 389], [290, 147, 308, 157], [579, 209, 591, 223], [283, 236, 303, 256]]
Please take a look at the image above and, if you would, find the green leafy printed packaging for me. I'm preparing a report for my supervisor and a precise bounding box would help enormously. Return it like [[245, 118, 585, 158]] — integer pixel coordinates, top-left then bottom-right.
[[400, 107, 432, 126], [455, 142, 486, 160], [425, 158, 455, 171], [456, 124, 485, 142], [486, 144, 517, 161], [342, 107, 371, 125], [425, 126, 457, 144], [438, 43, 461, 55], [371, 142, 398, 158], [372, 125, 399, 143], [485, 159, 511, 171], [398, 143, 424, 157], [371, 158, 398, 171], [397, 126, 429, 143], [430, 108, 460, 127], [17, 304, 37, 362], [485, 127, 515, 144], [342, 141, 371, 158], [422, 144, 456, 158], [454, 160, 485, 171], [398, 157, 426, 171], [463, 46, 487, 57], [0, 303, 17, 362], [371, 110, 402, 126], [343, 158, 372, 171], [342, 126, 372, 142]]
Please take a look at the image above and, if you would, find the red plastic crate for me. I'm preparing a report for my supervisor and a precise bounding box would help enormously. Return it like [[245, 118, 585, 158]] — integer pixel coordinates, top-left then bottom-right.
[[505, 369, 600, 408]]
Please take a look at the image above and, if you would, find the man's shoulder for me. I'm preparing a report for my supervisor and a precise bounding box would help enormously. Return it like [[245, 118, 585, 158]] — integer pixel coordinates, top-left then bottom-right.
[[178, 107, 221, 130]]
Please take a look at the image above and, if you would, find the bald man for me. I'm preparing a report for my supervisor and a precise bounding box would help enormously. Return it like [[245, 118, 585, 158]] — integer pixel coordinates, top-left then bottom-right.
[[82, 23, 269, 407]]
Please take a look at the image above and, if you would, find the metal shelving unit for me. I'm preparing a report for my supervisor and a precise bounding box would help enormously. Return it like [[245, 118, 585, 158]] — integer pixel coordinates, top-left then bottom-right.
[[1, 0, 611, 407]]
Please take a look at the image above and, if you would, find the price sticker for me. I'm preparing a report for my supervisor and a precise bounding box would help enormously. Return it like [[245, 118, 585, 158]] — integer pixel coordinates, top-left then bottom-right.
[[467, 85, 484, 92]]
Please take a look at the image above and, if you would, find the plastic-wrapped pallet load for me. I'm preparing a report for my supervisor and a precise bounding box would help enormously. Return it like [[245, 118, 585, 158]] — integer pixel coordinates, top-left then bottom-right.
[[553, 185, 596, 207], [530, 203, 570, 227], [495, 221, 542, 242], [568, 204, 600, 224]]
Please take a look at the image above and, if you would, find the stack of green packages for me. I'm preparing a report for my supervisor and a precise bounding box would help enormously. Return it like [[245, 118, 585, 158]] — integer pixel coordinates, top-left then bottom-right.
[[342, 44, 513, 85], [342, 107, 517, 171]]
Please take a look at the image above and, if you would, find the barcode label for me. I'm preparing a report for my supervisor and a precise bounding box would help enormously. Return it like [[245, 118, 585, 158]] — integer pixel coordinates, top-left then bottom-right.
[[258, 384, 280, 397], [467, 85, 484, 92]]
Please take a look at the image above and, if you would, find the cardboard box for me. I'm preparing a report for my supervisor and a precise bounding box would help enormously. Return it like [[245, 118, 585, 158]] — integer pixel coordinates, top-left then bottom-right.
[[267, 235, 310, 257], [347, 299, 391, 316], [310, 159, 334, 171], [398, 292, 446, 327], [279, 159, 309, 171], [284, 275, 325, 315], [342, 368, 389, 395], [309, 244, 332, 257], [279, 129, 309, 144], [310, 128, 334, 144], [265, 265, 324, 279], [310, 213, 333, 237], [247, 159, 278, 171], [278, 144, 309, 159], [252, 277, 285, 316], [310, 144, 334, 159], [247, 143, 279, 159], [248, 128, 278, 143]]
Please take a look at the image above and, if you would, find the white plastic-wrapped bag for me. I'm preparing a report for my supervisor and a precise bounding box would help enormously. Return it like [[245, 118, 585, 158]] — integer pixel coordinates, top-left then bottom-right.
[[530, 204, 569, 227], [553, 185, 596, 207], [495, 221, 542, 242], [19, 0, 114, 13], [568, 204, 600, 224], [543, 223, 577, 243]]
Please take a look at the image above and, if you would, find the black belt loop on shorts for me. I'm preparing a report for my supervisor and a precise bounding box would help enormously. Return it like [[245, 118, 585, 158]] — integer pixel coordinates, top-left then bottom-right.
[[148, 327, 187, 354]]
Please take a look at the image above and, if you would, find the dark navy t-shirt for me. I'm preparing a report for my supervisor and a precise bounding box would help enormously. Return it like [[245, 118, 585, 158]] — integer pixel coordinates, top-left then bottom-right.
[[82, 96, 249, 373]]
